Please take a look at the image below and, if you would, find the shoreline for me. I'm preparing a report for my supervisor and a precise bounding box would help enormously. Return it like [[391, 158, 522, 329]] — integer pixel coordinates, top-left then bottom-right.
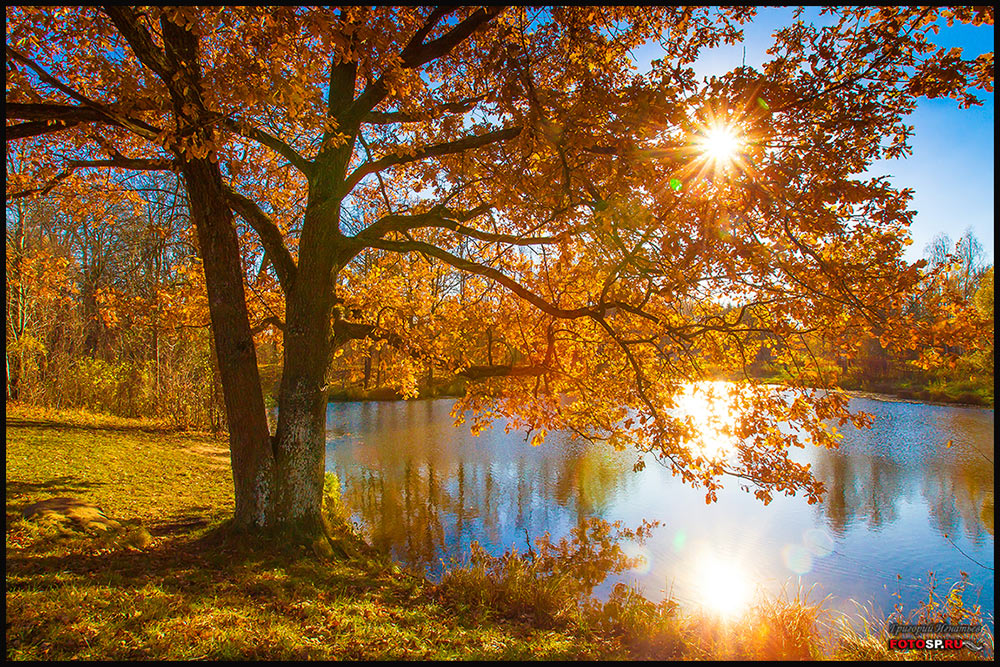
[[325, 385, 994, 409], [6, 405, 994, 661]]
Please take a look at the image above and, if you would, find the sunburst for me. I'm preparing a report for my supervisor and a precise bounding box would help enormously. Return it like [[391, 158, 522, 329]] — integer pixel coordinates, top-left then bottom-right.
[[699, 124, 742, 166]]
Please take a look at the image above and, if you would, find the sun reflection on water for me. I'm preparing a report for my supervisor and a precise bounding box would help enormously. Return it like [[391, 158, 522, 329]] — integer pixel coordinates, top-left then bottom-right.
[[694, 551, 753, 619], [671, 381, 743, 460]]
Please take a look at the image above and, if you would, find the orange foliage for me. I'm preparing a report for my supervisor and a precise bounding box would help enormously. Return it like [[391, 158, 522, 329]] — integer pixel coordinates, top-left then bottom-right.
[[6, 7, 993, 506]]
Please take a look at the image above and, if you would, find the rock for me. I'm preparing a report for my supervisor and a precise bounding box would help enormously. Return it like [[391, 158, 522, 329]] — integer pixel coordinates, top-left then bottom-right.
[[22, 496, 122, 532]]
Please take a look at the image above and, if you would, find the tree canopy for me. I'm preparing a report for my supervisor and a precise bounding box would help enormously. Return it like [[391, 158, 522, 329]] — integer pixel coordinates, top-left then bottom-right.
[[6, 6, 994, 534]]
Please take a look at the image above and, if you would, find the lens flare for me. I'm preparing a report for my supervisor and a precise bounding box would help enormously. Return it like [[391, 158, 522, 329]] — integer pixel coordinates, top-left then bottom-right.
[[803, 528, 834, 557], [782, 543, 813, 574]]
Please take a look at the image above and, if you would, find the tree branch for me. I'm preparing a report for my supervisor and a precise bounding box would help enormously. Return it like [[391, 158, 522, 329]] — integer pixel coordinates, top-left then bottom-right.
[[222, 185, 298, 293], [101, 7, 175, 91], [343, 125, 521, 193], [353, 205, 569, 249], [251, 316, 285, 335], [458, 364, 547, 379], [219, 117, 313, 176], [6, 48, 163, 141], [7, 156, 173, 200], [367, 237, 603, 321], [67, 157, 174, 171], [5, 102, 108, 139], [346, 7, 503, 126], [364, 96, 484, 124]]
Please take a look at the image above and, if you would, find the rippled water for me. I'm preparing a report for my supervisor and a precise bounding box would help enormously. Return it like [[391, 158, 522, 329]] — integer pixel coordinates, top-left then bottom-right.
[[324, 394, 994, 626]]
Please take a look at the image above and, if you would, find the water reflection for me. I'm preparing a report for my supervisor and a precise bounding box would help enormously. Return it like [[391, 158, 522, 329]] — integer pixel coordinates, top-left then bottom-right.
[[325, 394, 994, 624], [327, 400, 635, 569], [810, 399, 995, 542]]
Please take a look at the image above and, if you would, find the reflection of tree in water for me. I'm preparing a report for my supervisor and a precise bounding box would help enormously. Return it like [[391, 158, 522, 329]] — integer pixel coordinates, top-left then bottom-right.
[[328, 403, 633, 570], [923, 445, 994, 542], [812, 449, 905, 534], [817, 451, 851, 537], [935, 408, 995, 540], [810, 404, 993, 540]]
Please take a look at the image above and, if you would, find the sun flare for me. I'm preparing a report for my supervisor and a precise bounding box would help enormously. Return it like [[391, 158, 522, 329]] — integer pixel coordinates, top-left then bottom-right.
[[700, 124, 741, 164]]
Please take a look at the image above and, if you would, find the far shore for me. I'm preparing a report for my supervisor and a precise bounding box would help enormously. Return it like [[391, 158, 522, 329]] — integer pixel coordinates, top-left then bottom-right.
[[325, 384, 994, 409]]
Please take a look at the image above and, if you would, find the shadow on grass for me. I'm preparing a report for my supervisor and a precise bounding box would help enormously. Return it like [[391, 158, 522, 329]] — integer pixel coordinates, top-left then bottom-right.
[[6, 477, 106, 515], [6, 524, 406, 635], [5, 523, 424, 660], [6, 417, 175, 434], [7, 526, 370, 593], [5, 478, 226, 540], [7, 476, 105, 497]]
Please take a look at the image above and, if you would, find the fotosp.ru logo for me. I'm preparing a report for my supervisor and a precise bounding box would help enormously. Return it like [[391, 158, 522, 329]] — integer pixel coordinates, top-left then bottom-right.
[[886, 622, 986, 653], [887, 637, 980, 652]]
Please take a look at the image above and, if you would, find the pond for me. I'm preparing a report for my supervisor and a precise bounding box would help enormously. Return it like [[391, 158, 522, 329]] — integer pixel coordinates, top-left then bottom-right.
[[324, 391, 994, 627]]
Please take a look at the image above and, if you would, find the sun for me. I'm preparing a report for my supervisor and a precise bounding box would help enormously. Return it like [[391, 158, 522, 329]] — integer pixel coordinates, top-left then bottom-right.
[[699, 124, 742, 165]]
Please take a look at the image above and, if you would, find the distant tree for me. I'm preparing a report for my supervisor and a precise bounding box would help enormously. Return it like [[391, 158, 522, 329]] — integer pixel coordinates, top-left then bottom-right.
[[974, 266, 994, 321]]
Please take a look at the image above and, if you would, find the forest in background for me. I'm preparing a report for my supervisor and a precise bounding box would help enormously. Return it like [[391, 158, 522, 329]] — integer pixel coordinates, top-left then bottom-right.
[[747, 229, 994, 406], [6, 165, 993, 429]]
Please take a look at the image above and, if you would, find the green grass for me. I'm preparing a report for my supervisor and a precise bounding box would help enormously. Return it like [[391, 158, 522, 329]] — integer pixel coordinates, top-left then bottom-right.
[[745, 364, 994, 408], [5, 403, 993, 660], [5, 403, 607, 660]]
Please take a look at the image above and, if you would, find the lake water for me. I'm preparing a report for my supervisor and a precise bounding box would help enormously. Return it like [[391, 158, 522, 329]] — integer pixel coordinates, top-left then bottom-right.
[[324, 393, 994, 627]]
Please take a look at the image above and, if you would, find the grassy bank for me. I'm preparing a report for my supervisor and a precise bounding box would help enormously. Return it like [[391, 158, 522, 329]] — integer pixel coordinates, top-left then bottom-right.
[[5, 404, 993, 660], [747, 368, 994, 408]]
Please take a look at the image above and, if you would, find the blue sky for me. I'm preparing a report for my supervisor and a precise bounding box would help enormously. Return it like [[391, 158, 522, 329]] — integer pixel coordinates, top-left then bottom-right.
[[633, 8, 994, 263]]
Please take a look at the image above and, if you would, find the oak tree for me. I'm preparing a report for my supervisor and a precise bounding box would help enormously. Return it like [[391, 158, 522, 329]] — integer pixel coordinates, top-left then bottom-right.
[[6, 6, 993, 543]]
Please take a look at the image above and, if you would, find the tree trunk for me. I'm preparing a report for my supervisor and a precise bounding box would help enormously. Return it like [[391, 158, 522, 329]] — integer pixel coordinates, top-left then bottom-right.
[[181, 158, 275, 529], [268, 203, 342, 537]]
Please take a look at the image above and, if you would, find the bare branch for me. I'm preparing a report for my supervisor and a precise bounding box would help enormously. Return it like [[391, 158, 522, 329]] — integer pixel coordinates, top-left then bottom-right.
[[343, 126, 521, 193]]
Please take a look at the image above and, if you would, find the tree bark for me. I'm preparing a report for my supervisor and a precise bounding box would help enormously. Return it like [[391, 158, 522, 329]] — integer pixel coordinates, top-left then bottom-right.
[[268, 200, 344, 536], [181, 158, 275, 529]]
